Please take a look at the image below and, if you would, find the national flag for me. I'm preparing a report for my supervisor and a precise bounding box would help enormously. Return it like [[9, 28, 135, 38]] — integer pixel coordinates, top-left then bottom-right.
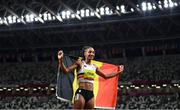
[[56, 55, 121, 109]]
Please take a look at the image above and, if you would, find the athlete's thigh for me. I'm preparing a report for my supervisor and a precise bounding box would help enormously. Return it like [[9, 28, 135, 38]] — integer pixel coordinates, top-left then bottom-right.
[[84, 98, 94, 109], [73, 94, 85, 109]]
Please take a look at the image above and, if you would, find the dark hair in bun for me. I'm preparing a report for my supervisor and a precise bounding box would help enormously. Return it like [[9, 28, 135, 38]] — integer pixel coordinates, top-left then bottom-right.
[[81, 46, 93, 59]]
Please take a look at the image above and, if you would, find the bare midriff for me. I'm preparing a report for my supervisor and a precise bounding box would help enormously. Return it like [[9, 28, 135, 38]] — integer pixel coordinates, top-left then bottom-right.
[[79, 82, 93, 91]]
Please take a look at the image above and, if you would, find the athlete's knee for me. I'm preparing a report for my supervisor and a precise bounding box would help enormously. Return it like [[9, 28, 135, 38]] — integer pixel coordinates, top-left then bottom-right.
[[85, 98, 94, 109], [73, 95, 85, 109], [73, 100, 84, 109]]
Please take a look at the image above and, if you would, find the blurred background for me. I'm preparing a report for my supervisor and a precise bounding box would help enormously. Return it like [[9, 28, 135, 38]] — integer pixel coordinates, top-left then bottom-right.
[[0, 0, 180, 109]]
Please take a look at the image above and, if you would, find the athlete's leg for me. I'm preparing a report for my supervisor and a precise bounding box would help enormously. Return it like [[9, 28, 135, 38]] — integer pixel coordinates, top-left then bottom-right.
[[84, 97, 94, 109], [73, 94, 85, 109]]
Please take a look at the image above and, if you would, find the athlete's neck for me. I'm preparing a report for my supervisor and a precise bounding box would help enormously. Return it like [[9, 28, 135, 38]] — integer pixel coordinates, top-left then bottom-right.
[[85, 59, 91, 65]]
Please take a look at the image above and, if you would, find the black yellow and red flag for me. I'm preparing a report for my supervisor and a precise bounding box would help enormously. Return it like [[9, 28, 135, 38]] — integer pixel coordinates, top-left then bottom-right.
[[56, 55, 121, 109]]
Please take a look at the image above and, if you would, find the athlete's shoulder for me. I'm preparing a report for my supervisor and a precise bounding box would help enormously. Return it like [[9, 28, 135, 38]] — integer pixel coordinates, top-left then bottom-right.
[[92, 63, 98, 69]]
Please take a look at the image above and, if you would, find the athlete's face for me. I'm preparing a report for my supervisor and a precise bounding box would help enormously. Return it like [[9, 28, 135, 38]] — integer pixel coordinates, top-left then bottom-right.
[[84, 48, 95, 60]]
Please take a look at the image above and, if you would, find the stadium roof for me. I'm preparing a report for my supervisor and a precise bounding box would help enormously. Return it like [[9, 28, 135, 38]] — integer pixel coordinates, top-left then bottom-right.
[[0, 0, 180, 49]]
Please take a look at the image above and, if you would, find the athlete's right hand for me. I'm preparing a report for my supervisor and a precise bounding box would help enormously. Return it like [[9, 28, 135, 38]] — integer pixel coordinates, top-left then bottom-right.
[[58, 50, 64, 61]]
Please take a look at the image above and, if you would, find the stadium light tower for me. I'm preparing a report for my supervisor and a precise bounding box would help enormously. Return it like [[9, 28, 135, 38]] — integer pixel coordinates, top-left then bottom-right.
[[71, 13, 76, 18], [100, 7, 105, 15], [90, 11, 95, 16], [142, 2, 147, 11], [3, 17, 8, 25], [80, 9, 85, 17], [0, 18, 3, 24], [61, 11, 66, 19], [121, 5, 126, 13], [152, 4, 157, 10], [158, 1, 163, 9], [174, 2, 178, 6], [29, 14, 34, 22], [7, 16, 13, 24], [147, 3, 153, 11], [25, 14, 30, 22], [85, 9, 90, 17], [169, 0, 174, 7], [131, 8, 135, 12], [66, 10, 71, 19], [164, 0, 169, 8], [105, 7, 110, 15], [56, 13, 63, 21], [43, 13, 48, 21], [95, 8, 101, 18], [12, 16, 17, 23]]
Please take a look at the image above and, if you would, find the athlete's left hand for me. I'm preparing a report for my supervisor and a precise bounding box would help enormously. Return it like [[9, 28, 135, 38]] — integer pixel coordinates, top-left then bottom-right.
[[118, 65, 124, 74]]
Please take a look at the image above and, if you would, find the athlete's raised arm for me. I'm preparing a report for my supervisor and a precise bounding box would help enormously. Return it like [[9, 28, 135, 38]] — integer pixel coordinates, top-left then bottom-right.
[[58, 50, 81, 73]]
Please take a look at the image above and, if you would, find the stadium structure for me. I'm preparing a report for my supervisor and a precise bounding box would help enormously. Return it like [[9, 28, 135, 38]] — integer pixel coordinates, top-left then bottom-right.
[[0, 0, 180, 109]]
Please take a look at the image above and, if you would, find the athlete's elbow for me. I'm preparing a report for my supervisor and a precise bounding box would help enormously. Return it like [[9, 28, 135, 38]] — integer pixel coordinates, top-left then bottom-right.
[[64, 69, 70, 73], [61, 69, 69, 73], [103, 75, 108, 79]]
